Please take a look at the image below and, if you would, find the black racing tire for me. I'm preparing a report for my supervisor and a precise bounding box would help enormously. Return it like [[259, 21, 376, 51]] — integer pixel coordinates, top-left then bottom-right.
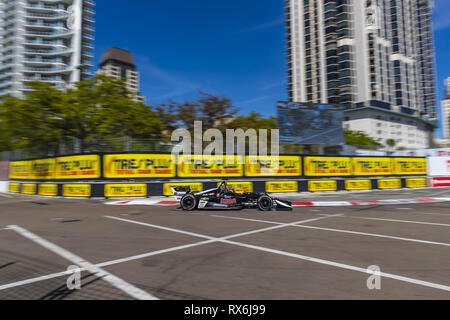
[[257, 195, 273, 211], [180, 194, 198, 211]]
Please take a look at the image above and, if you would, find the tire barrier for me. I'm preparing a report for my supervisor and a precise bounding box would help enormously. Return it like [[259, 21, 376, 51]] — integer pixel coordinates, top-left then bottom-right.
[[8, 177, 429, 198]]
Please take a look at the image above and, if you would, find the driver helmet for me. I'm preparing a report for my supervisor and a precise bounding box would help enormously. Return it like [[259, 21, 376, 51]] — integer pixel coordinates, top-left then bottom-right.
[[219, 182, 227, 192], [227, 187, 235, 193]]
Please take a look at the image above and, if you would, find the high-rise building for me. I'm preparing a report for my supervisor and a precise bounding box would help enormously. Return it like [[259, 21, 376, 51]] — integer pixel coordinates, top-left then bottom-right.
[[445, 77, 450, 98], [442, 77, 450, 140], [0, 0, 95, 97], [97, 47, 145, 104], [285, 0, 437, 148]]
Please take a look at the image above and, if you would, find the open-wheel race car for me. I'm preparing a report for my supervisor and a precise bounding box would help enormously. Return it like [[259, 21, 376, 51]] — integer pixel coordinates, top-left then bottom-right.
[[172, 181, 292, 211]]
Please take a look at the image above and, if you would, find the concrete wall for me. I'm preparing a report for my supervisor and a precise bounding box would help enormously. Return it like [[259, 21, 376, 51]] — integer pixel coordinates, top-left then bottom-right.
[[0, 161, 9, 181], [0, 181, 7, 193]]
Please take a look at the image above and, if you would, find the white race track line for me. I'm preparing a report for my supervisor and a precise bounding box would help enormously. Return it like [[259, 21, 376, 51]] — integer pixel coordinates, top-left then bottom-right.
[[0, 193, 13, 198], [429, 189, 450, 197], [104, 216, 450, 292], [105, 215, 336, 241], [190, 213, 450, 247], [0, 215, 335, 292], [6, 225, 158, 300], [341, 216, 450, 227], [404, 212, 450, 217]]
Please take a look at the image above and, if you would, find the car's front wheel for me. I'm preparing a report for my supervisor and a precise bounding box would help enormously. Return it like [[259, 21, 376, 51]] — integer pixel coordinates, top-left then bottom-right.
[[257, 195, 273, 211], [180, 194, 198, 211]]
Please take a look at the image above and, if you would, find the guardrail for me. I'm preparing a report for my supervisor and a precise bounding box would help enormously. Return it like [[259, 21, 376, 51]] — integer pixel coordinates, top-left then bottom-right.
[[6, 177, 430, 198]]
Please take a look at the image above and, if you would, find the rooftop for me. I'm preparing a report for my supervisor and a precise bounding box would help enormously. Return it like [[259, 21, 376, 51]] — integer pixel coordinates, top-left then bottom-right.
[[99, 47, 135, 68]]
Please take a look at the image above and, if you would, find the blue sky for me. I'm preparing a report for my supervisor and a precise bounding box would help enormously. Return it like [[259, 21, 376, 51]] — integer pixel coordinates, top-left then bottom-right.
[[93, 0, 450, 137]]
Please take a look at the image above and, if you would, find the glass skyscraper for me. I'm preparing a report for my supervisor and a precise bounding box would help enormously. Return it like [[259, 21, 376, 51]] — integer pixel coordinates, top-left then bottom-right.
[[285, 0, 437, 120]]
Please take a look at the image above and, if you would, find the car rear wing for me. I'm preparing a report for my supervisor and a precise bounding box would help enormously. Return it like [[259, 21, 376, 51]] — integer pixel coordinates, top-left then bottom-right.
[[170, 186, 191, 200]]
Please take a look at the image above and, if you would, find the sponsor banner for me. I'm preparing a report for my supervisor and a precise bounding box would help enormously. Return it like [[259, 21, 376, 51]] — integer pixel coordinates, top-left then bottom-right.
[[9, 161, 33, 180], [430, 177, 450, 187], [216, 181, 253, 193], [178, 156, 243, 178], [345, 179, 372, 191], [378, 179, 402, 189], [427, 157, 450, 177], [105, 184, 147, 198], [63, 184, 91, 197], [406, 178, 428, 188], [353, 157, 394, 176], [305, 157, 352, 176], [163, 182, 204, 196], [55, 155, 101, 179], [38, 184, 58, 196], [21, 183, 36, 195], [308, 180, 338, 192], [393, 148, 450, 157], [104, 154, 176, 178], [9, 182, 21, 193], [31, 158, 55, 180], [245, 156, 302, 177], [266, 181, 298, 193], [394, 158, 427, 175]]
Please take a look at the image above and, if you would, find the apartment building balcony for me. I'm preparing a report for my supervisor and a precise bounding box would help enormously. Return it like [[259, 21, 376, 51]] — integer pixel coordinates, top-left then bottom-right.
[[24, 47, 73, 56], [82, 33, 94, 41], [24, 39, 67, 47], [23, 82, 66, 91], [25, 21, 66, 29], [83, 16, 95, 25], [24, 58, 66, 66], [0, 62, 16, 71], [0, 81, 14, 89], [0, 72, 15, 81], [84, 0, 95, 8], [81, 61, 93, 69], [83, 24, 95, 33], [23, 66, 72, 74], [23, 75, 64, 81], [25, 29, 74, 38], [83, 7, 95, 16], [82, 42, 94, 51], [25, 12, 70, 20], [82, 52, 93, 59], [25, 3, 68, 12]]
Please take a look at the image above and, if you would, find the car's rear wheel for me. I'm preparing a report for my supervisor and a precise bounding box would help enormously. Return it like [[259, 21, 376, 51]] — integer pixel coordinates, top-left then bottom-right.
[[257, 195, 273, 211], [181, 194, 198, 211]]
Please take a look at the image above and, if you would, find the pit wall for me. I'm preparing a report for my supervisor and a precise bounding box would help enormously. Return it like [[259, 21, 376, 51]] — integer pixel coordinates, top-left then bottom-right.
[[7, 177, 429, 198]]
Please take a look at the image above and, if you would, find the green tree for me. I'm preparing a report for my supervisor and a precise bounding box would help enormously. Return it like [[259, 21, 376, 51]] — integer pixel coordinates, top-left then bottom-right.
[[156, 91, 239, 133], [225, 111, 276, 131], [344, 130, 382, 150], [0, 75, 164, 155]]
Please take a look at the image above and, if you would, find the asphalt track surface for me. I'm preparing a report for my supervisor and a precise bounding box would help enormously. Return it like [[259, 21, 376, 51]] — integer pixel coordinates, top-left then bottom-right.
[[0, 188, 450, 300]]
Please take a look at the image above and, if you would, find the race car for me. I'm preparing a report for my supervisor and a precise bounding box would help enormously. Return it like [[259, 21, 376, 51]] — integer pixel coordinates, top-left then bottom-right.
[[172, 181, 293, 211]]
